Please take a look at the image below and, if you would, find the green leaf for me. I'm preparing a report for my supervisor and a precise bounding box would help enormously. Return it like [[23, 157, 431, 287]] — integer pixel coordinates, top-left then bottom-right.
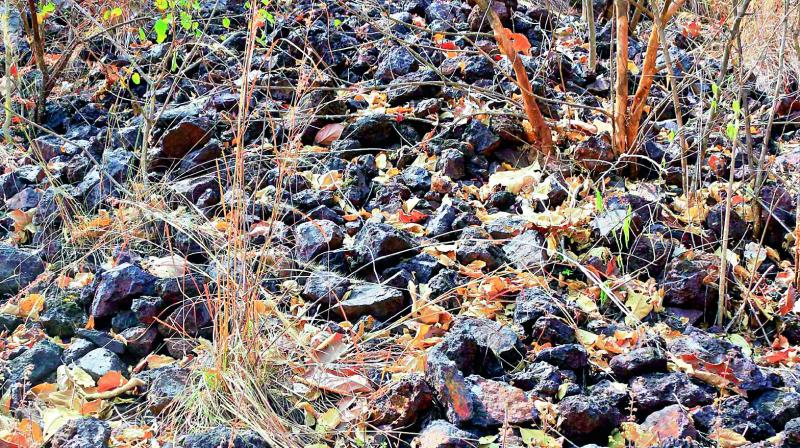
[[622, 205, 632, 247], [608, 430, 625, 448], [180, 11, 192, 30], [711, 99, 718, 113], [138, 27, 147, 41], [668, 129, 676, 142], [520, 428, 558, 448], [333, 18, 342, 27], [222, 17, 231, 28], [40, 2, 56, 14], [595, 189, 603, 212], [728, 334, 752, 357], [155, 0, 169, 11], [732, 99, 742, 116], [726, 121, 739, 142], [263, 10, 275, 25], [131, 73, 141, 85], [711, 82, 719, 98], [154, 18, 169, 43]]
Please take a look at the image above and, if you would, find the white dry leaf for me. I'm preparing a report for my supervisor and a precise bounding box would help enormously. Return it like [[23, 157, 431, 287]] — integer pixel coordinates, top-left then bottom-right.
[[42, 407, 82, 440], [144, 255, 189, 278], [488, 162, 542, 194], [68, 366, 96, 388], [744, 242, 767, 272]]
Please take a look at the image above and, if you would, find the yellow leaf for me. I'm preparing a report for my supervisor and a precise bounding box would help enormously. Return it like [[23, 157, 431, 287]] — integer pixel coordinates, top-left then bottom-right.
[[18, 294, 45, 318]]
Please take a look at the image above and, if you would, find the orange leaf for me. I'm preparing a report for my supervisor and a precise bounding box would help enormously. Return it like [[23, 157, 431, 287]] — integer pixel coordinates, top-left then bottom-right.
[[18, 420, 42, 444], [314, 123, 344, 146], [779, 286, 796, 316], [18, 294, 45, 317], [81, 399, 103, 415], [399, 210, 428, 224], [30, 383, 56, 395], [501, 28, 531, 55], [97, 370, 126, 392]]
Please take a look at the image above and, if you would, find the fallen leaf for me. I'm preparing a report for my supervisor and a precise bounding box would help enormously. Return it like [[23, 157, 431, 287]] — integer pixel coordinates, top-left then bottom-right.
[[97, 371, 126, 392], [314, 123, 345, 146]]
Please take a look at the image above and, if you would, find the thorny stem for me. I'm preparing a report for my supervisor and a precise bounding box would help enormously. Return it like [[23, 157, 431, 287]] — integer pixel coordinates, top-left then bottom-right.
[[613, 0, 629, 155], [753, 0, 790, 237], [585, 0, 597, 72]]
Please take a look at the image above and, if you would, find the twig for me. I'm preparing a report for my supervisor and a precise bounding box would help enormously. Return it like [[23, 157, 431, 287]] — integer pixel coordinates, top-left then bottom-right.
[[83, 377, 145, 400], [613, 0, 629, 155], [473, 0, 554, 157]]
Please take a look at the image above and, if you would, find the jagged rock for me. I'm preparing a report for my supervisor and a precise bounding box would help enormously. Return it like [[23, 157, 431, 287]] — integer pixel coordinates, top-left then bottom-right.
[[301, 270, 350, 304], [336, 283, 406, 321], [75, 348, 126, 381], [503, 230, 547, 269], [40, 296, 87, 337], [751, 390, 800, 430], [49, 417, 111, 448], [369, 373, 433, 427], [510, 361, 569, 398], [0, 244, 45, 296], [535, 344, 589, 370], [460, 375, 539, 427], [2, 339, 62, 390], [151, 117, 212, 170], [158, 301, 212, 337], [414, 420, 477, 448], [179, 426, 269, 448], [626, 233, 675, 277], [352, 222, 415, 270], [387, 70, 441, 105], [148, 368, 190, 415], [530, 316, 575, 345], [120, 326, 159, 357], [75, 329, 125, 354], [557, 393, 623, 443], [641, 405, 698, 442], [294, 220, 344, 262], [131, 296, 164, 324], [90, 263, 157, 318], [63, 338, 96, 364], [692, 396, 775, 442], [609, 347, 668, 381], [705, 202, 749, 243], [629, 372, 715, 415], [661, 253, 719, 311]]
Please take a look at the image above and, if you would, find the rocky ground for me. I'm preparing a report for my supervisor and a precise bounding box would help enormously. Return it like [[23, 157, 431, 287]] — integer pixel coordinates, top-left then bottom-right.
[[1, 0, 800, 447]]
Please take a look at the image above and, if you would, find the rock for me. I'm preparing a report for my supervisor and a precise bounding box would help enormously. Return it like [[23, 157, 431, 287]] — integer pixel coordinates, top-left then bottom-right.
[[131, 296, 164, 323], [75, 348, 126, 381], [459, 119, 500, 155], [0, 313, 22, 332], [383, 253, 441, 284], [63, 338, 96, 364], [375, 47, 418, 82], [148, 368, 189, 414], [294, 220, 344, 262], [153, 116, 212, 169], [535, 344, 589, 370], [751, 390, 800, 430], [437, 147, 466, 179], [456, 232, 506, 271], [158, 301, 212, 337], [301, 270, 350, 304], [2, 340, 62, 390], [609, 347, 668, 381], [759, 184, 796, 248], [120, 326, 159, 357], [155, 273, 207, 303], [575, 136, 615, 173], [668, 330, 772, 393], [414, 420, 477, 448], [557, 393, 623, 442], [336, 283, 406, 321], [705, 203, 749, 243], [0, 244, 46, 296], [692, 396, 775, 442], [179, 426, 269, 448], [6, 187, 41, 210], [401, 166, 432, 192], [530, 316, 576, 345], [90, 263, 157, 318], [514, 287, 567, 332], [661, 253, 719, 311], [503, 230, 547, 269], [177, 141, 223, 177], [461, 375, 538, 427], [341, 114, 398, 148], [510, 361, 568, 398], [426, 203, 458, 239], [40, 296, 87, 337], [75, 329, 125, 354], [352, 222, 415, 270], [785, 417, 800, 445], [49, 417, 111, 448], [171, 175, 221, 207], [626, 233, 674, 278], [640, 405, 698, 442], [387, 69, 441, 105], [369, 373, 433, 427], [629, 372, 715, 415]]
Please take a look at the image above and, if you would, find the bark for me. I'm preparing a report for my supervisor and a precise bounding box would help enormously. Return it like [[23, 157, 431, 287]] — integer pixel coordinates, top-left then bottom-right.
[[613, 0, 630, 154]]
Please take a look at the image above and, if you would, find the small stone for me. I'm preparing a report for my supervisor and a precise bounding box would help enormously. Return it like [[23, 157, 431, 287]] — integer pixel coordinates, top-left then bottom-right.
[[414, 420, 477, 448], [629, 372, 715, 415], [641, 405, 698, 442], [158, 301, 212, 337], [63, 339, 97, 364], [557, 394, 623, 442], [535, 344, 589, 370], [90, 263, 157, 318], [294, 220, 344, 262], [530, 316, 576, 345], [437, 148, 465, 179], [75, 348, 126, 381], [503, 230, 547, 269], [121, 326, 159, 357], [368, 373, 433, 427], [75, 329, 125, 354], [691, 396, 775, 442], [609, 347, 668, 381], [352, 222, 415, 270], [301, 270, 350, 304], [0, 244, 46, 297], [2, 340, 62, 390], [131, 296, 164, 324], [147, 368, 189, 415], [751, 390, 800, 430], [180, 426, 269, 448], [462, 375, 538, 427], [336, 283, 406, 321], [49, 417, 111, 448]]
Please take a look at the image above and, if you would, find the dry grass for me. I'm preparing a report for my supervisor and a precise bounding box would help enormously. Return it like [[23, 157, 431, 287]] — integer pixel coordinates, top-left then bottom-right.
[[737, 0, 799, 89]]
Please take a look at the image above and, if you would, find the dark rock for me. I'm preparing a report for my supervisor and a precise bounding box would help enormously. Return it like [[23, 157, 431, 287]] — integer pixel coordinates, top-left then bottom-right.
[[153, 116, 212, 169], [609, 347, 668, 381], [294, 220, 344, 262], [530, 316, 575, 345], [641, 405, 698, 442], [426, 203, 458, 239], [575, 136, 615, 173], [336, 283, 406, 321], [503, 230, 547, 269], [401, 166, 432, 192], [376, 47, 418, 82], [156, 274, 207, 303], [510, 361, 566, 398], [179, 426, 269, 448], [369, 373, 433, 427], [692, 396, 775, 442], [414, 420, 477, 448], [661, 253, 719, 311], [90, 263, 157, 318], [6, 187, 41, 210], [437, 147, 466, 180], [387, 70, 441, 105], [751, 390, 800, 430], [49, 417, 111, 448], [75, 329, 125, 354], [301, 270, 350, 304], [535, 344, 589, 370], [75, 348, 126, 380], [759, 184, 796, 248], [120, 326, 159, 357], [166, 338, 197, 358], [629, 372, 715, 415], [131, 296, 164, 323], [383, 253, 441, 284], [158, 301, 212, 337], [459, 119, 500, 155], [2, 339, 62, 390], [0, 244, 45, 296], [341, 114, 399, 148], [706, 203, 749, 243], [177, 141, 223, 178], [63, 339, 97, 364], [171, 175, 221, 207], [352, 222, 416, 270], [626, 233, 675, 277], [785, 418, 800, 445], [514, 287, 567, 333], [456, 230, 506, 271], [557, 393, 623, 442], [148, 368, 189, 415], [484, 215, 528, 239], [40, 296, 87, 337], [0, 313, 22, 332]]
